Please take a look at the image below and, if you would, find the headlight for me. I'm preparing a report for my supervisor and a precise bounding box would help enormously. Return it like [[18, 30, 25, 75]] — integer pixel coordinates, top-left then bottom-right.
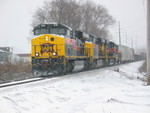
[[45, 36, 49, 41], [53, 52, 56, 56], [35, 53, 39, 56]]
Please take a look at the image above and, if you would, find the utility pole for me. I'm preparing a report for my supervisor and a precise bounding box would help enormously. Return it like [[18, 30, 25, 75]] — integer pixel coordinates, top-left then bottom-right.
[[131, 37, 133, 49], [125, 33, 128, 46], [147, 0, 150, 85], [135, 36, 137, 54], [126, 34, 128, 60], [118, 22, 121, 45]]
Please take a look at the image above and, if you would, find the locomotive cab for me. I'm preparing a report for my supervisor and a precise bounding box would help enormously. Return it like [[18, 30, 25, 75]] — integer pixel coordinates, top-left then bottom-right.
[[96, 38, 103, 56], [32, 23, 74, 58], [33, 23, 73, 38], [75, 30, 89, 43], [75, 30, 89, 56], [85, 34, 98, 58], [101, 39, 109, 56], [108, 42, 119, 56]]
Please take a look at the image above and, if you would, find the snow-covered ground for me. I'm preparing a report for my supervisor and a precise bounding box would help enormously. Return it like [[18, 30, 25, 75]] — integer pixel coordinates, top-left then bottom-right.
[[0, 61, 150, 113]]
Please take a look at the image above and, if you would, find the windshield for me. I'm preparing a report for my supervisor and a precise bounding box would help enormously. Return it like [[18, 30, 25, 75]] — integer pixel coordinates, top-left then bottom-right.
[[50, 28, 66, 35], [86, 37, 93, 43], [35, 28, 49, 35], [34, 27, 66, 36], [109, 43, 114, 48]]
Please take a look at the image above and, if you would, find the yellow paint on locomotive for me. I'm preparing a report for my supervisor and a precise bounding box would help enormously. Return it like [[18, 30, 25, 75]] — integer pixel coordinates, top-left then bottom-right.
[[101, 43, 105, 56], [31, 34, 65, 58], [84, 42, 93, 57]]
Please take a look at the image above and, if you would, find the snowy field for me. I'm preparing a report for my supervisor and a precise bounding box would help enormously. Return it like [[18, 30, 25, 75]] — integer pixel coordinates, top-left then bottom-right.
[[0, 61, 150, 113]]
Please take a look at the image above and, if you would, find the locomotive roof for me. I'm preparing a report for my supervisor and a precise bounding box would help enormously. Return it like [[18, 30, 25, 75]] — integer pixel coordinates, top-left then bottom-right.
[[89, 34, 97, 38], [34, 23, 72, 31]]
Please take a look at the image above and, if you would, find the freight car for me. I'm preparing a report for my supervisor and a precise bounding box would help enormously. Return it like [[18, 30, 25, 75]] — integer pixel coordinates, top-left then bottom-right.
[[118, 45, 134, 63], [31, 23, 132, 76]]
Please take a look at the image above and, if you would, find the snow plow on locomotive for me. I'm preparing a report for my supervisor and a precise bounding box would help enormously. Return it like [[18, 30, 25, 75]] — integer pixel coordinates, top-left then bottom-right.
[[31, 23, 133, 76]]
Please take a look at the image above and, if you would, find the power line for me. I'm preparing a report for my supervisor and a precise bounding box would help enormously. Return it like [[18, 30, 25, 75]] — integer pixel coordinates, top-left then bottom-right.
[[125, 16, 146, 28], [131, 25, 146, 33]]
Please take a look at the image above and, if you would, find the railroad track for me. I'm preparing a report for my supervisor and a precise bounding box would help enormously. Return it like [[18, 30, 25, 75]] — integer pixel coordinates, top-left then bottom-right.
[[0, 61, 140, 89], [0, 69, 82, 89], [0, 77, 45, 88]]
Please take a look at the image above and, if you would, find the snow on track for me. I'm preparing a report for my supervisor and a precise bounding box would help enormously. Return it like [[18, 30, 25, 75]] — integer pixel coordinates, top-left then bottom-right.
[[0, 61, 150, 113], [0, 77, 45, 88]]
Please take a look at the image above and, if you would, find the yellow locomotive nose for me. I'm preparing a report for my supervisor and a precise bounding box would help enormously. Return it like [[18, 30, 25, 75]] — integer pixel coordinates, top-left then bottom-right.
[[31, 34, 65, 58]]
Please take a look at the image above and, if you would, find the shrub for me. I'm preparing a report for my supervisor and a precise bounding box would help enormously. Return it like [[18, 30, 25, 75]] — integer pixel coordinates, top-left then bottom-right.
[[0, 61, 32, 82]]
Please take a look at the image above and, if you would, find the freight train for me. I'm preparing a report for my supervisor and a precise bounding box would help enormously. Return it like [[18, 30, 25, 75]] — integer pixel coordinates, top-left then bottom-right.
[[31, 23, 134, 76]]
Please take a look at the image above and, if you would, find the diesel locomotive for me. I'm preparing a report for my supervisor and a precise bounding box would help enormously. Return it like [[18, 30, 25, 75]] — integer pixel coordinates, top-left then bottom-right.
[[31, 23, 124, 76]]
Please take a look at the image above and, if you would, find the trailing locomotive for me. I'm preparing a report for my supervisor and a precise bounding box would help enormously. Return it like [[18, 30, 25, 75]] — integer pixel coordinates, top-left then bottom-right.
[[31, 23, 133, 76]]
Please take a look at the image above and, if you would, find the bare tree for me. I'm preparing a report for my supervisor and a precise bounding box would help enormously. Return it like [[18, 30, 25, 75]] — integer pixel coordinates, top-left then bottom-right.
[[32, 0, 81, 30], [31, 0, 115, 39], [80, 1, 115, 39], [49, 0, 81, 29], [32, 7, 47, 27]]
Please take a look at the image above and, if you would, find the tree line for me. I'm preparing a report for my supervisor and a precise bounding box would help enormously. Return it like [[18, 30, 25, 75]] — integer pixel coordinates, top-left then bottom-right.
[[32, 0, 115, 39]]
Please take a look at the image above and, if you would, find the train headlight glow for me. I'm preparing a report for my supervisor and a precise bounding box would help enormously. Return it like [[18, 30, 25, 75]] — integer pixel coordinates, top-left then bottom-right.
[[35, 53, 39, 56], [53, 52, 56, 56], [45, 36, 49, 41]]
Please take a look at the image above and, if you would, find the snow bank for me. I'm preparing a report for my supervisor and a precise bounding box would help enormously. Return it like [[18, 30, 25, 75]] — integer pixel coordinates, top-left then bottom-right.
[[0, 61, 149, 113]]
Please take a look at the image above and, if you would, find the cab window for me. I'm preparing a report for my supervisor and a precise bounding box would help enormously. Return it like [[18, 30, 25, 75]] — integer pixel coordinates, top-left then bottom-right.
[[66, 29, 71, 38], [86, 37, 93, 43], [50, 28, 66, 35], [34, 28, 49, 35]]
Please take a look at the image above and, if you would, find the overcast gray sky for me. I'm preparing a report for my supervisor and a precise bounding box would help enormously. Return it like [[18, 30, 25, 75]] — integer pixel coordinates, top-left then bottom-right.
[[0, 0, 147, 54], [99, 0, 147, 53]]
